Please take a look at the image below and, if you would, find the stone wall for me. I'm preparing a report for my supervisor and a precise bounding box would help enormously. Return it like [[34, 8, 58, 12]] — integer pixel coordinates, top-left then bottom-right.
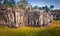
[[0, 10, 53, 27]]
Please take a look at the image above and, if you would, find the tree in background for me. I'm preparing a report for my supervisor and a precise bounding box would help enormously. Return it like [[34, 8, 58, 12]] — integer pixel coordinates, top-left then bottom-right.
[[44, 6, 50, 12], [18, 0, 30, 10], [26, 3, 32, 10], [33, 6, 38, 10], [3, 0, 9, 9], [0, 0, 2, 6], [44, 5, 54, 12], [3, 0, 16, 10], [9, 0, 16, 10], [50, 5, 54, 10]]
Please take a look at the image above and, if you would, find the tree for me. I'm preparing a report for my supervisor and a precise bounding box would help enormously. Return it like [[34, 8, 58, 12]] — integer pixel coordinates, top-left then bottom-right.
[[0, 0, 2, 6], [18, 0, 29, 10], [44, 6, 50, 12], [50, 5, 54, 10], [3, 0, 9, 9], [44, 5, 54, 12], [9, 0, 15, 10]]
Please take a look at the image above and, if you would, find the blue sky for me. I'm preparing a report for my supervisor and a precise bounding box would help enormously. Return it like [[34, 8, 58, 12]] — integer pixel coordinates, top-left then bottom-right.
[[15, 0, 60, 9]]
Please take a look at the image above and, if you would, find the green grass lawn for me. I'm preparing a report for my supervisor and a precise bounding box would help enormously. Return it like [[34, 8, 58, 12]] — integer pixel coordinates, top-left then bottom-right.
[[0, 20, 60, 36]]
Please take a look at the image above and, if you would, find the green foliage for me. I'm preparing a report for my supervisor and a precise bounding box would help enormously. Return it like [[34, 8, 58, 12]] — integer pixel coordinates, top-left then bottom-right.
[[18, 0, 30, 10], [3, 0, 9, 6], [8, 0, 16, 10], [9, 0, 15, 7], [3, 0, 16, 8], [43, 5, 54, 12], [44, 6, 50, 12]]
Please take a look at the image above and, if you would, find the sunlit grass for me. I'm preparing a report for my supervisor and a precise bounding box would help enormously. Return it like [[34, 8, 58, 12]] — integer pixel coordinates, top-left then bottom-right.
[[53, 20, 60, 24], [0, 20, 60, 36]]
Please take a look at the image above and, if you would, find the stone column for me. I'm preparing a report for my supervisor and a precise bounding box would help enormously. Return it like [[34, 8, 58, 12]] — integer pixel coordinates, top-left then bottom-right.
[[39, 14, 44, 26], [15, 12, 20, 27], [59, 15, 60, 19], [55, 15, 56, 19]]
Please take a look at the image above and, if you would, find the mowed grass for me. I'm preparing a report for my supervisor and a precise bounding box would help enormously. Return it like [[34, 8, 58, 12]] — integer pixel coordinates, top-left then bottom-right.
[[0, 20, 60, 36]]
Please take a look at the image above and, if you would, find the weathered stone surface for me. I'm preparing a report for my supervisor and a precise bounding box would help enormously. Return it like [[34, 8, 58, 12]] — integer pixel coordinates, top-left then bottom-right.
[[0, 10, 53, 27]]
